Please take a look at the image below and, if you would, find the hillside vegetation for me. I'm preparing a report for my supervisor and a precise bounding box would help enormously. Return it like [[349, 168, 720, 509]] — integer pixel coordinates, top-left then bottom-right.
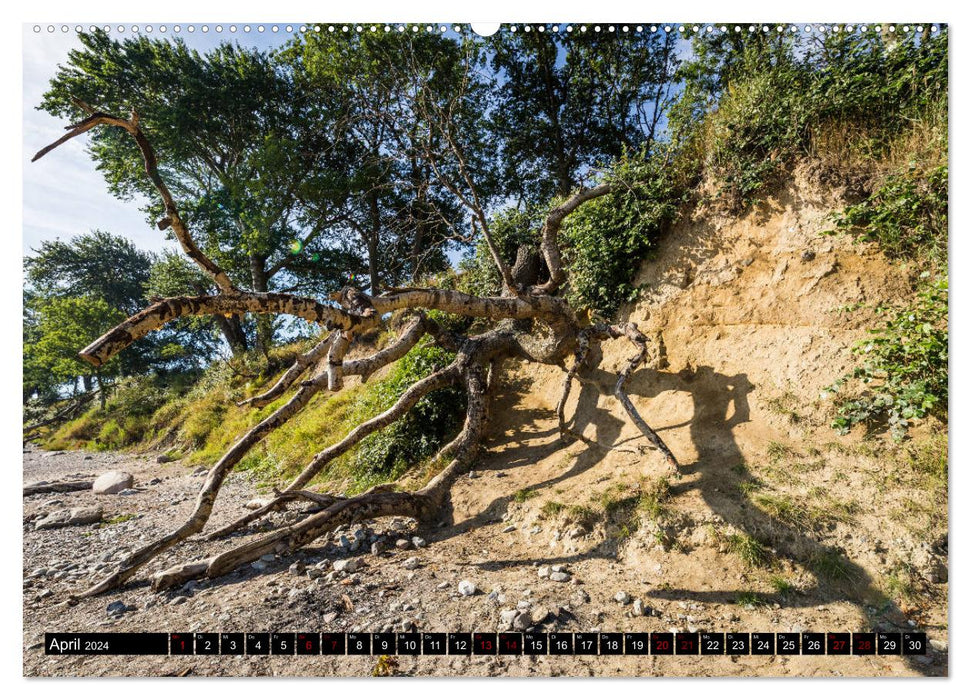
[[39, 27, 947, 483]]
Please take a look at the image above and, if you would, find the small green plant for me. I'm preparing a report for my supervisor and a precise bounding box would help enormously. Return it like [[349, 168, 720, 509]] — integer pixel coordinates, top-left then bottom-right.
[[735, 591, 767, 607], [829, 164, 947, 261], [513, 488, 537, 503], [755, 493, 810, 530], [769, 575, 794, 596], [766, 441, 794, 461], [884, 565, 918, 603], [809, 547, 855, 582], [540, 501, 565, 518], [827, 275, 947, 439], [727, 533, 771, 568]]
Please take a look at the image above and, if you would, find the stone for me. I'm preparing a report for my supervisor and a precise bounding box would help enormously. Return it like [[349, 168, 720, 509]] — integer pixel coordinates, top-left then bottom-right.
[[289, 561, 306, 576], [512, 611, 531, 631], [156, 454, 174, 464], [499, 608, 518, 625], [244, 497, 273, 510], [531, 606, 550, 625], [35, 506, 103, 530], [573, 589, 591, 604], [550, 564, 566, 573], [632, 599, 645, 617], [402, 557, 421, 570], [333, 558, 360, 573], [502, 525, 516, 533], [396, 539, 412, 550], [436, 582, 450, 590], [251, 561, 268, 571], [371, 541, 387, 556], [538, 566, 551, 579], [148, 478, 162, 486], [117, 489, 139, 496], [549, 572, 571, 583], [614, 591, 631, 605], [458, 580, 477, 596], [412, 536, 427, 548], [92, 471, 134, 495], [169, 596, 188, 606], [106, 600, 127, 616]]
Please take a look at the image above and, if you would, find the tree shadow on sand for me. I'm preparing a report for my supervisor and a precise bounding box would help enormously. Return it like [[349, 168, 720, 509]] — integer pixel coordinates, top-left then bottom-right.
[[457, 362, 933, 672]]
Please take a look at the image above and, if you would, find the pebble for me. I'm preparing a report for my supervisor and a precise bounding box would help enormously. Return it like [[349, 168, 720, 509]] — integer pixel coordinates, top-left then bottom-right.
[[106, 601, 127, 616], [411, 536, 427, 549], [402, 557, 421, 570], [633, 599, 645, 616], [614, 591, 631, 605], [549, 572, 571, 583], [169, 596, 188, 606], [333, 558, 360, 573], [457, 580, 476, 596], [396, 539, 412, 550], [538, 566, 551, 579], [503, 525, 516, 533]]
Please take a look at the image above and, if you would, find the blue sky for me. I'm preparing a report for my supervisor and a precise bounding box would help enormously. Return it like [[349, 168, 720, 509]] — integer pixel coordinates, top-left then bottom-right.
[[22, 23, 295, 257]]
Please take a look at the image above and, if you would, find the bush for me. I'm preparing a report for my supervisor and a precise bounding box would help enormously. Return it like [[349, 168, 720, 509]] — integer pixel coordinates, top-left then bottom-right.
[[828, 275, 948, 438], [561, 149, 683, 316], [349, 339, 467, 488], [829, 164, 947, 261]]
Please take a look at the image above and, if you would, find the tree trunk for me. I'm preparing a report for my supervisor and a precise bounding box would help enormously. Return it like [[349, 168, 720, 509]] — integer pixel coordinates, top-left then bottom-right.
[[96, 371, 107, 410], [367, 191, 381, 295], [214, 314, 249, 356], [250, 254, 273, 357]]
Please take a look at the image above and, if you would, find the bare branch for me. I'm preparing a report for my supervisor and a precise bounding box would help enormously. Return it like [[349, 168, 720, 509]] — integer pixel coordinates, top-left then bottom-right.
[[531, 183, 613, 295], [32, 105, 236, 293], [78, 293, 370, 367], [238, 333, 335, 408]]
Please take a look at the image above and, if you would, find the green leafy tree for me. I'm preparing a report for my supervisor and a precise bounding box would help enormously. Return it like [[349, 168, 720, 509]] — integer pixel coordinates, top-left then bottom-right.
[[285, 30, 495, 291], [39, 30, 348, 354], [488, 29, 680, 203], [24, 295, 126, 408]]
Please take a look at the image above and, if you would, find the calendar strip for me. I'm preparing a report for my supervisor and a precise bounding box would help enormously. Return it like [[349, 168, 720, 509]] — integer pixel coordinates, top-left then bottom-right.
[[43, 632, 927, 656]]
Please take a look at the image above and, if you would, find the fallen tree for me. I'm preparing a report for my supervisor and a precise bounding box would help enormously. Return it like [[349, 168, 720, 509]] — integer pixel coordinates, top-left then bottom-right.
[[32, 101, 679, 597]]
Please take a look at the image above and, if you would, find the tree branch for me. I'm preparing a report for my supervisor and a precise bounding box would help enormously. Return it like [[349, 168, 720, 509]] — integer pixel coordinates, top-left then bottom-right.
[[32, 103, 236, 293], [531, 183, 613, 295]]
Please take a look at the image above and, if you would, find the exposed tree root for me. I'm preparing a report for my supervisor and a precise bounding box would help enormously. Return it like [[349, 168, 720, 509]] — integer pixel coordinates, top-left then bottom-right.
[[34, 104, 681, 598]]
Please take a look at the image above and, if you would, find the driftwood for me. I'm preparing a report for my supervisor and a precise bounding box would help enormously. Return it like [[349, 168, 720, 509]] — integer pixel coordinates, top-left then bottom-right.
[[32, 101, 679, 598], [23, 480, 94, 497]]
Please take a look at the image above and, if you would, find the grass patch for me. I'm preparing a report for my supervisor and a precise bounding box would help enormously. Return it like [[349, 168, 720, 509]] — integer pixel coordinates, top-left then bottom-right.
[[540, 501, 565, 518], [768, 575, 794, 596], [755, 493, 811, 530], [727, 533, 772, 568], [735, 591, 768, 607], [809, 548, 855, 582], [513, 488, 537, 503]]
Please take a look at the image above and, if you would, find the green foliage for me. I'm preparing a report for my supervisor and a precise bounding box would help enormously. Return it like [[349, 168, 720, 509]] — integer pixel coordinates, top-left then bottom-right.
[[726, 532, 771, 568], [349, 339, 466, 488], [561, 150, 683, 316], [23, 296, 126, 395], [672, 29, 948, 210], [829, 164, 947, 261], [488, 29, 681, 201], [828, 275, 947, 438]]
